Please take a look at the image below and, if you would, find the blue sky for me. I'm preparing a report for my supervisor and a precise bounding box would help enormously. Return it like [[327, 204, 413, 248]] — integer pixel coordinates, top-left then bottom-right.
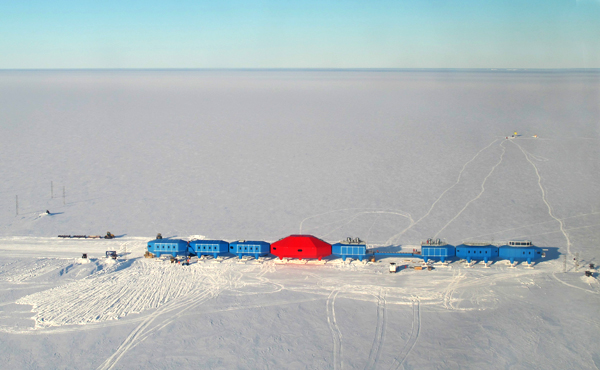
[[0, 0, 598, 69]]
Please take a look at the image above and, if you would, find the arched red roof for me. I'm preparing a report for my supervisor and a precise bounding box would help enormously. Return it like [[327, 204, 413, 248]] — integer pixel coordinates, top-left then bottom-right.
[[271, 235, 332, 261]]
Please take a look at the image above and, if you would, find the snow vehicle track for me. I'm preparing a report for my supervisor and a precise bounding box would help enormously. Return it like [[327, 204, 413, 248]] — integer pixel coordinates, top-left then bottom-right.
[[97, 287, 221, 370], [388, 138, 499, 244], [443, 269, 465, 310], [551, 273, 600, 295], [390, 299, 421, 370], [511, 140, 573, 256], [434, 140, 507, 238], [327, 289, 343, 370], [320, 210, 413, 240], [0, 258, 72, 283], [16, 259, 235, 328], [97, 263, 238, 370], [364, 289, 387, 370], [460, 211, 600, 241]]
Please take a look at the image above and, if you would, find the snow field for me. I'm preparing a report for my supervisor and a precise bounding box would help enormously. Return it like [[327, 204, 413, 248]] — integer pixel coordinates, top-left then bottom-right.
[[16, 259, 237, 328], [0, 258, 73, 283], [7, 240, 581, 331], [0, 237, 599, 369], [0, 70, 598, 369]]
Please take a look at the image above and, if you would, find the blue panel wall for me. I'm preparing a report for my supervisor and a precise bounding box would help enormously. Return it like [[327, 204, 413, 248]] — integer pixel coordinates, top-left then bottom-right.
[[421, 245, 456, 262], [499, 246, 542, 263], [455, 245, 499, 263], [229, 241, 270, 259], [189, 240, 229, 258], [331, 243, 367, 261], [147, 239, 189, 258]]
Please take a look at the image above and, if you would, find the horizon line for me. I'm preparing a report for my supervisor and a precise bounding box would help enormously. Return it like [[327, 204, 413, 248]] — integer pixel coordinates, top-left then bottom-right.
[[1, 67, 599, 72]]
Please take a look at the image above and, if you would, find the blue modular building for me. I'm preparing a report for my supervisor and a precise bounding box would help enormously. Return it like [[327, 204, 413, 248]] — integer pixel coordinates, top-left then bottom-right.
[[229, 240, 270, 259], [499, 240, 543, 264], [189, 240, 230, 259], [331, 238, 367, 261], [147, 239, 189, 258], [455, 243, 499, 263], [421, 239, 455, 263]]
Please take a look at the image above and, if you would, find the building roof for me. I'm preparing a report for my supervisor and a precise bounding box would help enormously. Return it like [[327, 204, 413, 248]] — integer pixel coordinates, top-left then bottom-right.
[[271, 235, 331, 260]]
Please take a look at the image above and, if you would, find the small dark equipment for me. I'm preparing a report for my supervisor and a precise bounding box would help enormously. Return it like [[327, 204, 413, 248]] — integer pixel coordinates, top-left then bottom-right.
[[585, 271, 592, 277], [105, 232, 115, 239], [590, 263, 595, 269], [106, 251, 118, 259], [81, 253, 88, 259]]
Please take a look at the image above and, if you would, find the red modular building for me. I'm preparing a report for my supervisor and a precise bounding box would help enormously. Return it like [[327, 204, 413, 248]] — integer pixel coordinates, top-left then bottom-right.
[[271, 235, 332, 261]]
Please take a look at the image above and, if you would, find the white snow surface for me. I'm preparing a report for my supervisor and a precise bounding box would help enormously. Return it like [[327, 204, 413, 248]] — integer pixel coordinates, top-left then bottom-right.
[[0, 70, 599, 369]]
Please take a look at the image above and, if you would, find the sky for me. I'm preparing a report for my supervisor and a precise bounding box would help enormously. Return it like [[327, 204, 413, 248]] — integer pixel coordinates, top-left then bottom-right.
[[0, 0, 599, 69]]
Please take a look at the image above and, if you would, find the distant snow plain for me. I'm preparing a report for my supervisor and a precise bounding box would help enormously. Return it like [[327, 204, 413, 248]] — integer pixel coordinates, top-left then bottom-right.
[[0, 70, 599, 369]]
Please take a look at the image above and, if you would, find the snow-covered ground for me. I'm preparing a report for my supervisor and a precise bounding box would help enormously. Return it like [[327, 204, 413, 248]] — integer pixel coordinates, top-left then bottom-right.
[[0, 70, 599, 369]]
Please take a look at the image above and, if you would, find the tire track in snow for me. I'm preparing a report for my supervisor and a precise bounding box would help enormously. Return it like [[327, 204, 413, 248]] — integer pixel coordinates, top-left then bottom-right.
[[442, 270, 503, 311], [0, 258, 72, 283], [18, 261, 220, 327], [365, 214, 381, 242], [510, 140, 573, 256], [441, 269, 546, 312], [443, 269, 464, 310], [505, 223, 600, 241], [318, 211, 413, 240], [364, 289, 387, 370], [460, 211, 600, 241], [387, 138, 498, 244], [551, 273, 600, 295], [97, 293, 202, 370], [7, 265, 277, 336], [97, 288, 218, 370], [299, 208, 413, 240], [326, 290, 343, 370], [300, 208, 369, 234], [434, 140, 506, 238], [389, 299, 421, 370], [97, 264, 237, 370]]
